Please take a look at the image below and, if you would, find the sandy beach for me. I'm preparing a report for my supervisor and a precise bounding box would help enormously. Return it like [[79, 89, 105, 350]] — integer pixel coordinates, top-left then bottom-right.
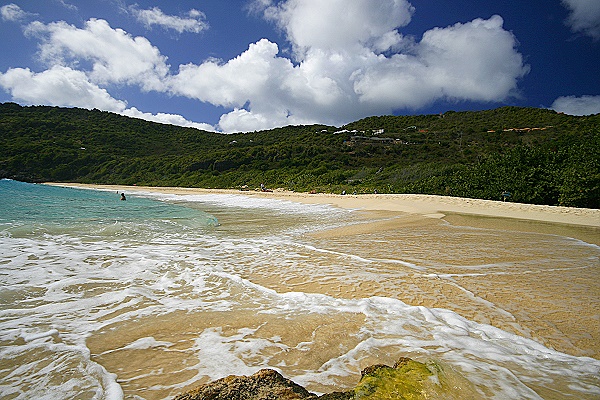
[[47, 182, 600, 229], [45, 183, 600, 362]]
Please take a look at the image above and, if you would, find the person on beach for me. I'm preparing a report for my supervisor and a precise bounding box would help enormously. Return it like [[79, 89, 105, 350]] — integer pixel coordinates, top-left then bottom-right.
[[120, 193, 126, 201]]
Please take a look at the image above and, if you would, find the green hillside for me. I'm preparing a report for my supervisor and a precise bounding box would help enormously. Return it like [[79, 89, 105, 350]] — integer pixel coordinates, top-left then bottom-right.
[[1, 102, 598, 208]]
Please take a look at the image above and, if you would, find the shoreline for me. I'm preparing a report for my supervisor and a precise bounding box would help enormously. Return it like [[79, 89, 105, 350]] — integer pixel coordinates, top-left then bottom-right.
[[43, 183, 600, 360], [45, 183, 600, 229]]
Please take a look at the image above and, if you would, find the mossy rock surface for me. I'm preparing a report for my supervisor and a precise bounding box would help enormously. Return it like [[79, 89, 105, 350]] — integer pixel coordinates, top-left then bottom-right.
[[351, 358, 434, 399], [175, 358, 443, 400]]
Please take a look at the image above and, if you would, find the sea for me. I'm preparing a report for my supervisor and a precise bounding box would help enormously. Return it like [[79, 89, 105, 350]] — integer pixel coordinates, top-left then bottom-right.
[[0, 179, 598, 399]]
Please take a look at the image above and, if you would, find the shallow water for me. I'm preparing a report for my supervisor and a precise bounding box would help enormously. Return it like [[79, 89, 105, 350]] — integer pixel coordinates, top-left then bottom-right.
[[0, 180, 598, 399]]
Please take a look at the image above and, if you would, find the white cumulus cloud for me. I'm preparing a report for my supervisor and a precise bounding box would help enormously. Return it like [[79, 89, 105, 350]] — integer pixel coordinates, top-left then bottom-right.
[[169, 39, 291, 107], [218, 108, 285, 133], [130, 6, 209, 34], [259, 0, 415, 57], [354, 15, 529, 108], [25, 18, 170, 91], [562, 0, 600, 40], [552, 95, 600, 115], [0, 15, 213, 130], [1, 3, 34, 22], [0, 66, 215, 131], [0, 66, 127, 111], [172, 0, 529, 131], [122, 107, 216, 131]]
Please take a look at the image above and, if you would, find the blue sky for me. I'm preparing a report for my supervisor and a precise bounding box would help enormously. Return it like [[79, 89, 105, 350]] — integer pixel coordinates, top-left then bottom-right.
[[1, 0, 599, 132]]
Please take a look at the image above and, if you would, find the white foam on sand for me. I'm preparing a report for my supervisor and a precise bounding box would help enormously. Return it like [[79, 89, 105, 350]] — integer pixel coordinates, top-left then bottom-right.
[[137, 191, 348, 216], [173, 271, 600, 398]]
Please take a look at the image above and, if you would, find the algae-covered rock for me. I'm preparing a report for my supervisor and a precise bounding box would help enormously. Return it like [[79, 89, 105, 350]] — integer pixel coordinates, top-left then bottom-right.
[[175, 358, 442, 400], [350, 357, 435, 399], [174, 368, 318, 400]]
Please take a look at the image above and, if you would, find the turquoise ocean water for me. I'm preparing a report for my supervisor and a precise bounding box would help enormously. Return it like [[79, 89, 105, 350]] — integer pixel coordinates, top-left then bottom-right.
[[1, 179, 599, 399]]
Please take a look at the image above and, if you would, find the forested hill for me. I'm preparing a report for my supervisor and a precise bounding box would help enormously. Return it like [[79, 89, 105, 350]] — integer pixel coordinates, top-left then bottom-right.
[[1, 102, 598, 208]]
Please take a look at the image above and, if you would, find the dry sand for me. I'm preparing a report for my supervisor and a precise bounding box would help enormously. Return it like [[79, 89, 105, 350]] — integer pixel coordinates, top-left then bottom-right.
[[46, 183, 600, 358]]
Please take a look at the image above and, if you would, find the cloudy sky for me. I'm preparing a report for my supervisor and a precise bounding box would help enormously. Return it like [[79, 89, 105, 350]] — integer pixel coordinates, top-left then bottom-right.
[[1, 0, 599, 132]]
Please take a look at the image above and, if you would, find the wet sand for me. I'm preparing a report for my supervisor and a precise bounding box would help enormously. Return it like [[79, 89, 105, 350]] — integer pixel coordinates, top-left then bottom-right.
[[45, 183, 600, 359]]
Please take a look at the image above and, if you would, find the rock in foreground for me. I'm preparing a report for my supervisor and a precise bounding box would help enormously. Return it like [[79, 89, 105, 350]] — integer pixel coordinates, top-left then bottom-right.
[[174, 357, 439, 400], [174, 369, 317, 400]]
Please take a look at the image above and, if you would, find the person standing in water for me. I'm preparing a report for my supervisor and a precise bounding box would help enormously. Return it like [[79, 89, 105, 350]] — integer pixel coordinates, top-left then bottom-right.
[[120, 193, 126, 201]]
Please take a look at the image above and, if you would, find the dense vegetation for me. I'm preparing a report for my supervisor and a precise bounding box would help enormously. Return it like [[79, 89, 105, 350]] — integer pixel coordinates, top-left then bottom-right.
[[1, 102, 598, 208]]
